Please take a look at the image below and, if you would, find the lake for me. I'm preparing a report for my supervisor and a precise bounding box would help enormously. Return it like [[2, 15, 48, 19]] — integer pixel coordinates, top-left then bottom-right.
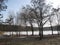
[[3, 30, 59, 35]]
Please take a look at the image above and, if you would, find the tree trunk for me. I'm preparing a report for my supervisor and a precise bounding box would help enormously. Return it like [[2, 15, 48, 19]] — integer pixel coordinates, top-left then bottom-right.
[[19, 31, 20, 37], [57, 26, 59, 35], [26, 26, 28, 36], [49, 18, 53, 35], [11, 31, 13, 37], [16, 32, 18, 37], [51, 26, 53, 35], [39, 8, 43, 40], [39, 24, 43, 39], [39, 22, 43, 40], [25, 22, 28, 36], [31, 23, 34, 36], [57, 14, 59, 35]]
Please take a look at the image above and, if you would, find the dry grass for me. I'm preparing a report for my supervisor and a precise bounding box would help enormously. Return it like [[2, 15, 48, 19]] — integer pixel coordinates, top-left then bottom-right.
[[0, 35, 60, 45]]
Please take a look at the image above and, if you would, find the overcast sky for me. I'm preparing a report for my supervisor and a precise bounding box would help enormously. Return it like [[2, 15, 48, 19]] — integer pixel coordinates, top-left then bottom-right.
[[46, 0, 60, 8]]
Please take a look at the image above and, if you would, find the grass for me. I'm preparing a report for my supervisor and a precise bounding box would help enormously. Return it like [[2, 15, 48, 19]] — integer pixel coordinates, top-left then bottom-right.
[[0, 35, 60, 45]]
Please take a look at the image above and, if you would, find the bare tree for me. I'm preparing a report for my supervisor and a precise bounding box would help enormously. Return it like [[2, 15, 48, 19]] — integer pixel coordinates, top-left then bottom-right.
[[5, 11, 14, 37], [20, 7, 29, 36], [30, 0, 54, 39], [0, 0, 7, 24], [0, 0, 7, 11], [49, 16, 53, 35], [5, 11, 14, 25], [53, 8, 60, 35], [17, 0, 56, 39], [28, 11, 34, 36]]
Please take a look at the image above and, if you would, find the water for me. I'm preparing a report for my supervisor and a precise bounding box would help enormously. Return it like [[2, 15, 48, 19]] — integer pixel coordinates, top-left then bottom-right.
[[3, 31, 59, 35]]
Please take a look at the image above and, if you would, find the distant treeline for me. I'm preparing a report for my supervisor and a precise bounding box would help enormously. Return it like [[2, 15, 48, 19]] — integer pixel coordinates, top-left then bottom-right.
[[0, 24, 60, 31]]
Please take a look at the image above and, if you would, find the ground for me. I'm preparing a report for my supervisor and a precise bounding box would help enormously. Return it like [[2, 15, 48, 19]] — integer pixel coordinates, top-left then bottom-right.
[[0, 35, 60, 45]]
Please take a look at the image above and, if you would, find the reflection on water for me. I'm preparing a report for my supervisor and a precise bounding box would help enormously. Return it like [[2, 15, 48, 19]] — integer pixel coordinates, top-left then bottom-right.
[[3, 31, 59, 35]]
